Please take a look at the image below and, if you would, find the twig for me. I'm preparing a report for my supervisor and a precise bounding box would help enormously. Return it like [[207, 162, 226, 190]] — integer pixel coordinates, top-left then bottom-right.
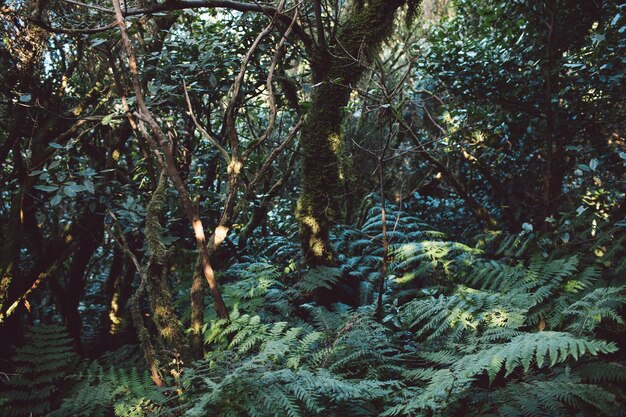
[[112, 0, 229, 319], [183, 81, 230, 163], [105, 210, 164, 386]]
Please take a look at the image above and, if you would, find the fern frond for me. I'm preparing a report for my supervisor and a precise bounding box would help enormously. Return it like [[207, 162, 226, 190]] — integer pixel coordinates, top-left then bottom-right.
[[456, 331, 617, 383], [485, 380, 622, 417], [291, 266, 342, 294], [562, 286, 626, 334], [0, 325, 78, 417]]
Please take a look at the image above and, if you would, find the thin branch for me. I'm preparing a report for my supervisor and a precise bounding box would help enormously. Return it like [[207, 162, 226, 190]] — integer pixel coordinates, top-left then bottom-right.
[[224, 0, 286, 154], [240, 117, 304, 204], [112, 0, 229, 319], [30, 18, 118, 34], [125, 0, 277, 16], [392, 107, 499, 229], [312, 0, 327, 50], [243, 3, 299, 158], [124, 0, 313, 50], [183, 81, 230, 163], [62, 0, 113, 13]]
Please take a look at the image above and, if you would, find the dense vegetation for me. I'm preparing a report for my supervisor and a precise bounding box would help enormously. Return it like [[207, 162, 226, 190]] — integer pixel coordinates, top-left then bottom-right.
[[1, 0, 625, 416]]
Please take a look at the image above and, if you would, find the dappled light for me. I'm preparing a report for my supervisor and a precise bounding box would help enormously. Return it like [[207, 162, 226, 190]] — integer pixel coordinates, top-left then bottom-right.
[[0, 0, 624, 416]]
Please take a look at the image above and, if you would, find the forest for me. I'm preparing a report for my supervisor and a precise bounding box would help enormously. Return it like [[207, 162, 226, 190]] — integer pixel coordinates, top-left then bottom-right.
[[0, 0, 625, 415]]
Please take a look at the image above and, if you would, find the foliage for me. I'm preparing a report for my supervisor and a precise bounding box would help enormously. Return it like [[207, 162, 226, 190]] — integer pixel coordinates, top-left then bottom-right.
[[0, 325, 78, 417], [1, 0, 624, 416], [50, 360, 167, 417], [162, 204, 625, 417], [0, 326, 165, 417]]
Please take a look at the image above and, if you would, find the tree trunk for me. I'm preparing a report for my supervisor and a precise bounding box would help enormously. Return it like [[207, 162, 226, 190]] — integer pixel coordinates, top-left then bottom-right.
[[112, 0, 230, 320], [64, 205, 105, 353], [189, 264, 204, 359], [144, 172, 187, 355], [297, 0, 406, 265]]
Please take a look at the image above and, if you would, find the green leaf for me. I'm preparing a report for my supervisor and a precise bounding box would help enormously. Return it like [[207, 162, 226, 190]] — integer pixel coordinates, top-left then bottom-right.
[[83, 180, 95, 193], [101, 114, 114, 126], [611, 13, 622, 26], [33, 185, 59, 192], [548, 341, 559, 366], [90, 38, 107, 47], [66, 184, 86, 193], [50, 193, 62, 206]]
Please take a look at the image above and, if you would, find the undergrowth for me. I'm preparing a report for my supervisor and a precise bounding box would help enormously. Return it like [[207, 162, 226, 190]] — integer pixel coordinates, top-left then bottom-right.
[[1, 207, 624, 417]]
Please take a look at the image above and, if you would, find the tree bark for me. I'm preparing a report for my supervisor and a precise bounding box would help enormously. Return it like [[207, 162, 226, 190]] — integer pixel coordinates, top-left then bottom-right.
[[112, 0, 230, 319], [144, 172, 187, 355], [297, 0, 406, 265], [189, 264, 204, 358], [64, 206, 105, 354]]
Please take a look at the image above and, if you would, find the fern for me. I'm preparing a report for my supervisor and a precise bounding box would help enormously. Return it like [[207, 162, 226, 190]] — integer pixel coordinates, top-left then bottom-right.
[[257, 232, 301, 263], [48, 361, 112, 417], [456, 331, 617, 382], [49, 353, 166, 417], [186, 304, 404, 417], [573, 360, 626, 384], [188, 312, 391, 417], [222, 261, 282, 313], [393, 240, 479, 284], [382, 329, 620, 416], [494, 231, 537, 258], [338, 205, 444, 301], [474, 380, 622, 417], [184, 365, 388, 417], [356, 206, 441, 246], [562, 286, 626, 334], [400, 287, 529, 343], [368, 209, 626, 417], [467, 258, 526, 290], [163, 208, 626, 417], [317, 314, 398, 379], [290, 266, 342, 295], [0, 325, 78, 417]]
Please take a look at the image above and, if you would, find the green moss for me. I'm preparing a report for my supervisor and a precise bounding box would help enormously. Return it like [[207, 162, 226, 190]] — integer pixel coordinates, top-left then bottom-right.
[[297, 0, 408, 265], [143, 171, 186, 354], [145, 171, 168, 261]]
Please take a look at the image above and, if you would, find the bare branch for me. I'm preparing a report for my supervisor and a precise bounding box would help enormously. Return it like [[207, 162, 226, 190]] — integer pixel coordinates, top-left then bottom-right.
[[312, 0, 327, 49], [112, 0, 229, 319], [224, 0, 286, 154], [62, 0, 112, 13], [183, 80, 230, 163], [244, 3, 299, 158], [30, 18, 117, 34], [238, 117, 304, 210]]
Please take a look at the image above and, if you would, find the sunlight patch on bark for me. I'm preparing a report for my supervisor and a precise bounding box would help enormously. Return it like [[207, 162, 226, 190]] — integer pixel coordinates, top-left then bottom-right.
[[193, 219, 205, 241], [214, 225, 229, 246], [328, 133, 341, 153], [227, 159, 243, 175], [301, 215, 321, 234]]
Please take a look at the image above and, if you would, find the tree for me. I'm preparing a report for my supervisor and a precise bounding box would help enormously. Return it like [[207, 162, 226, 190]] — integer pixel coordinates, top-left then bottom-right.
[[1, 2, 624, 415], [294, 0, 420, 266]]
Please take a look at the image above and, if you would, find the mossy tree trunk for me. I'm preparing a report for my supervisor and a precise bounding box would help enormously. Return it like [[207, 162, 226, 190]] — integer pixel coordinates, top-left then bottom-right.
[[297, 0, 407, 265], [144, 172, 187, 356]]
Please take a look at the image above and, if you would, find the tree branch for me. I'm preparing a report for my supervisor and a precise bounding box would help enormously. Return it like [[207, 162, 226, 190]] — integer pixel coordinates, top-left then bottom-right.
[[112, 0, 229, 319]]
